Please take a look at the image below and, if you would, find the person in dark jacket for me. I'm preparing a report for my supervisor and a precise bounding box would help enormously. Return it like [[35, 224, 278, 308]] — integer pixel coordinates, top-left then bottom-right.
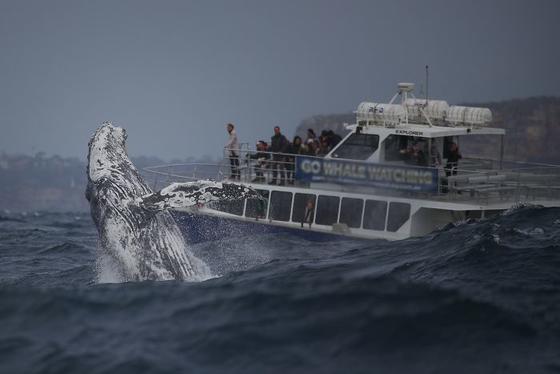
[[326, 130, 343, 148], [445, 142, 462, 177], [286, 136, 304, 184], [289, 136, 304, 154], [269, 126, 289, 185], [413, 142, 428, 167], [442, 142, 462, 193]]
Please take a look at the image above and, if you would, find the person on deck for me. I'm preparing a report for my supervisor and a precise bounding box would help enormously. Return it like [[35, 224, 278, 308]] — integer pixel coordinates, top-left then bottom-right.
[[327, 130, 343, 148], [286, 136, 304, 184], [249, 140, 269, 183], [445, 142, 462, 177], [317, 136, 331, 157], [401, 141, 428, 166], [430, 142, 442, 167], [225, 123, 240, 180], [269, 126, 289, 185], [301, 198, 314, 228], [306, 129, 319, 149], [413, 142, 428, 167], [304, 138, 318, 156]]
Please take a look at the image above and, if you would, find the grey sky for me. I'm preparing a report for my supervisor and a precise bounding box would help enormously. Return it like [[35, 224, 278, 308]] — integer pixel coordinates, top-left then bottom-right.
[[1, 0, 559, 160]]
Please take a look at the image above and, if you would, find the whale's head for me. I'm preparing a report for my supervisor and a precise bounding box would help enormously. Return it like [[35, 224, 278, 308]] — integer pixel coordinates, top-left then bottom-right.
[[87, 123, 132, 183], [86, 123, 151, 220]]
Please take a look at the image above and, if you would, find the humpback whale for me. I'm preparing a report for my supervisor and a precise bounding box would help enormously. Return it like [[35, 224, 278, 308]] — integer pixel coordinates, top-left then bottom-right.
[[86, 123, 258, 281]]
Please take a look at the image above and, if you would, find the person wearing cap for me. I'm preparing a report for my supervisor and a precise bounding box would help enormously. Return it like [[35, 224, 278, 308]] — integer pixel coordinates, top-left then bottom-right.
[[305, 138, 318, 156], [225, 123, 240, 180], [249, 140, 269, 183]]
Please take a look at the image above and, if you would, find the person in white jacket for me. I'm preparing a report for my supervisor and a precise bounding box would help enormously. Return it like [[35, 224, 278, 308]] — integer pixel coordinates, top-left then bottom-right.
[[225, 123, 240, 180]]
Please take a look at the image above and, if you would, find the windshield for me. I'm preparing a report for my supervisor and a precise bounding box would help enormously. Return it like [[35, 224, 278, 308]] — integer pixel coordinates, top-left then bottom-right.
[[331, 133, 379, 160]]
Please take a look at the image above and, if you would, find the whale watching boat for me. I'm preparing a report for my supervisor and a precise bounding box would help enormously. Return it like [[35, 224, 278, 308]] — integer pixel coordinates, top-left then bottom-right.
[[144, 83, 560, 242]]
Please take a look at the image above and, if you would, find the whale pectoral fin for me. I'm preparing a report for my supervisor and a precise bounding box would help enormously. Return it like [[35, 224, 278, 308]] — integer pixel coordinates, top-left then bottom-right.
[[138, 181, 262, 211]]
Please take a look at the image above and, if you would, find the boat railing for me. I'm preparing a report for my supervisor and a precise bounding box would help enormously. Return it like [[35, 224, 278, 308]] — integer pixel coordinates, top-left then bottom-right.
[[142, 162, 227, 190], [445, 163, 560, 203], [142, 148, 560, 205]]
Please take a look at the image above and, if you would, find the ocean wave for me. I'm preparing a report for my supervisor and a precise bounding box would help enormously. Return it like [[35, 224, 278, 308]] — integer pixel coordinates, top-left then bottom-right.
[[0, 215, 26, 223], [0, 207, 560, 372]]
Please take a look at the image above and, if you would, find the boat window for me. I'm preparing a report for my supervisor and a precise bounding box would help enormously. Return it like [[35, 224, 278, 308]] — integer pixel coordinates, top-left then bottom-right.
[[245, 189, 269, 219], [387, 202, 411, 232], [316, 195, 340, 225], [209, 199, 244, 216], [270, 191, 293, 222], [331, 133, 379, 160], [384, 135, 409, 162], [363, 200, 388, 230], [384, 135, 430, 166], [339, 198, 363, 228], [292, 193, 316, 224]]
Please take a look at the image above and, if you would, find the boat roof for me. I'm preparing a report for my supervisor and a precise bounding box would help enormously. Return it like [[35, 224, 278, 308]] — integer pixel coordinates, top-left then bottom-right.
[[346, 123, 505, 138], [350, 82, 506, 138]]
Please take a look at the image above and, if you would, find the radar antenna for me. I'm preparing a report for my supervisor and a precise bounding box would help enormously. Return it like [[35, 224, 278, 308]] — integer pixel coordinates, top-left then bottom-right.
[[425, 65, 429, 105]]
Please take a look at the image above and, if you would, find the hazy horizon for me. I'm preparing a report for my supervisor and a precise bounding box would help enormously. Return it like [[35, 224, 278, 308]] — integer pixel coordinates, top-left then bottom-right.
[[1, 0, 559, 160]]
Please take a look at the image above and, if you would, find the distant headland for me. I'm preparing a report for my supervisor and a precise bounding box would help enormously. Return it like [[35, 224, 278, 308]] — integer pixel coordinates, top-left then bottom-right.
[[1, 96, 559, 213]]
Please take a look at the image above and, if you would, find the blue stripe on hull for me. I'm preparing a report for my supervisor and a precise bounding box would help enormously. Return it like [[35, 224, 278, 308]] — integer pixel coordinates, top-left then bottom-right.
[[172, 211, 347, 244]]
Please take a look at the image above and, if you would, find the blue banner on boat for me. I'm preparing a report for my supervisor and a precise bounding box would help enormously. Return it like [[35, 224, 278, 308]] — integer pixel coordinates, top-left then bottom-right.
[[295, 156, 438, 192]]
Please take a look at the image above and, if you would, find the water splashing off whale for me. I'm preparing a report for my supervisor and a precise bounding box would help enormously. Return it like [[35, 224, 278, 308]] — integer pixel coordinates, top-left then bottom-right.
[[86, 123, 258, 282]]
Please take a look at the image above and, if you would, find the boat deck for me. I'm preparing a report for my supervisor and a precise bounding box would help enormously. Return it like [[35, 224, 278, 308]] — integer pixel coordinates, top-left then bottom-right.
[[143, 151, 560, 207]]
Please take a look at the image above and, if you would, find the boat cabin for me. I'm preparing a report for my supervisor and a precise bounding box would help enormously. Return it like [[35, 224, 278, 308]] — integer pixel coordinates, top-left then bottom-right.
[[328, 82, 505, 169]]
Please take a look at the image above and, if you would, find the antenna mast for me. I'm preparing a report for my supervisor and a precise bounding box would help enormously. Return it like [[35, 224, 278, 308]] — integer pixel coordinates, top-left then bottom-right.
[[425, 65, 429, 105]]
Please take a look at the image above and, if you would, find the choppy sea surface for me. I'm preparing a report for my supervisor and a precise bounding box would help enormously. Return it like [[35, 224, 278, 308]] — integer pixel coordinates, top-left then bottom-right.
[[1, 206, 560, 373]]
